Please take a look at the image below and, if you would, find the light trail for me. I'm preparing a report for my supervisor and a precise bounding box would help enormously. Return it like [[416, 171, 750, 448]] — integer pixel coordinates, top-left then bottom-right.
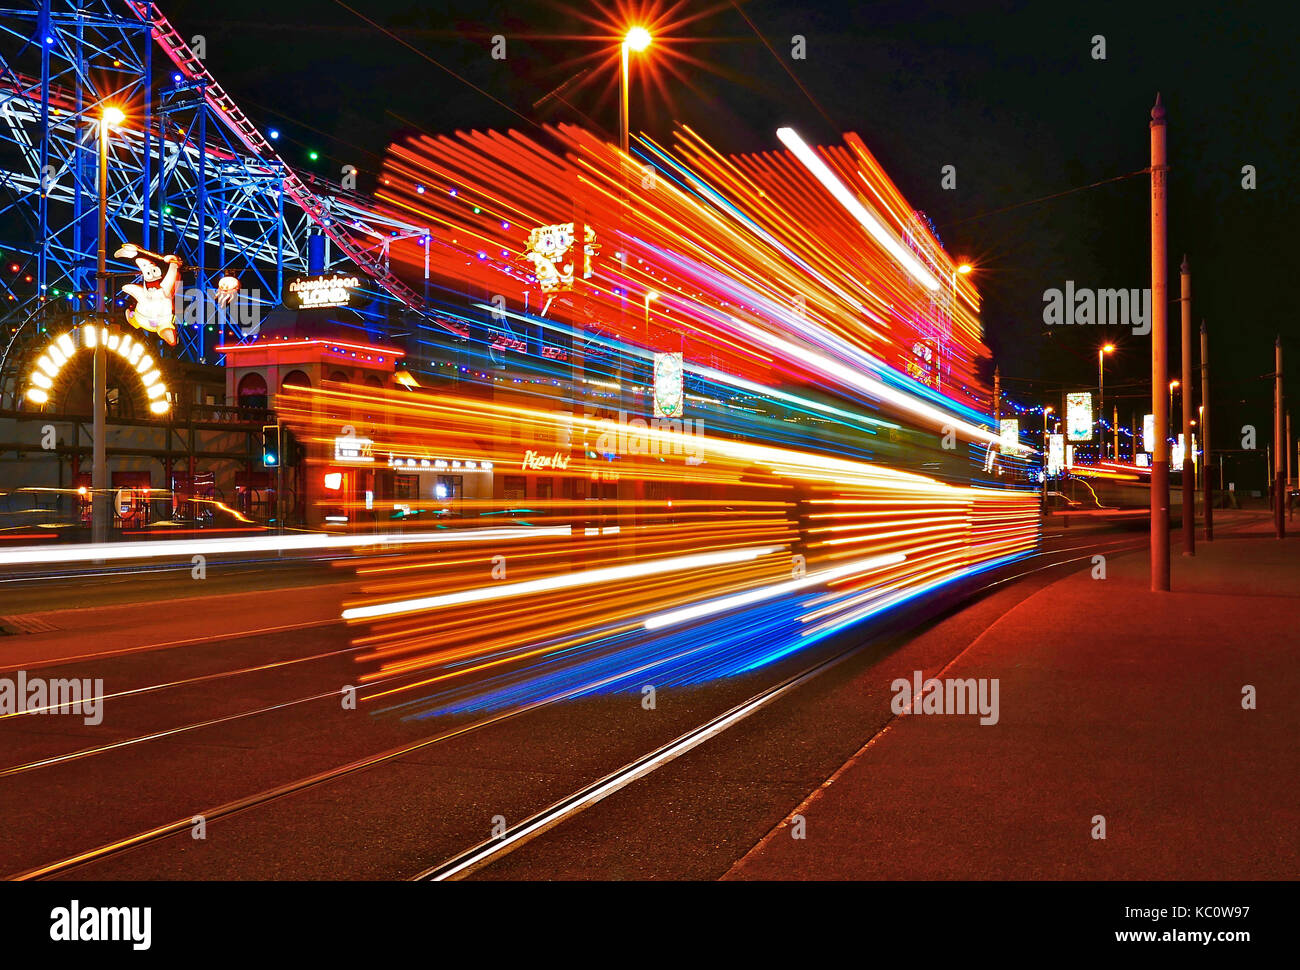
[[342, 544, 783, 621], [642, 552, 906, 630], [775, 126, 941, 291], [0, 526, 570, 566]]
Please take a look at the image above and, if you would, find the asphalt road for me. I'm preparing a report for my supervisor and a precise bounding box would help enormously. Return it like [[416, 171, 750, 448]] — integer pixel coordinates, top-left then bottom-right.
[[0, 522, 1174, 880]]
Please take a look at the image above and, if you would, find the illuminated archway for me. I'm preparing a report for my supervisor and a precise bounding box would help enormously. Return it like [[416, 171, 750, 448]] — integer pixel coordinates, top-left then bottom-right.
[[25, 326, 171, 415]]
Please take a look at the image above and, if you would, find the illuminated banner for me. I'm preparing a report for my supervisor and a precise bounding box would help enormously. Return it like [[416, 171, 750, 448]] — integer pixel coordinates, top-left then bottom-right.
[[287, 274, 359, 310], [999, 419, 1019, 452], [1172, 434, 1199, 469], [334, 436, 374, 463], [1143, 413, 1155, 453], [1047, 434, 1066, 475], [906, 339, 937, 388], [653, 352, 684, 419], [1065, 392, 1093, 442]]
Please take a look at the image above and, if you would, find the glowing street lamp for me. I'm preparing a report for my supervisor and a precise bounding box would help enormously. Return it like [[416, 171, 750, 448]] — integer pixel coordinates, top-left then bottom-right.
[[93, 104, 125, 543], [1098, 343, 1114, 457], [620, 27, 652, 157], [644, 288, 658, 343], [625, 26, 652, 52]]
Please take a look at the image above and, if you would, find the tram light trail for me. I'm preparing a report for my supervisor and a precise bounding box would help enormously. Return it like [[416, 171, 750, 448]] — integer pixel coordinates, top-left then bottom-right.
[[278, 379, 1040, 717]]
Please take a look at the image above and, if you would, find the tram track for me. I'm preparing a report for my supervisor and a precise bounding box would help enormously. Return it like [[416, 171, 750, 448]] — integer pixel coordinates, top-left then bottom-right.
[[6, 529, 1164, 881]]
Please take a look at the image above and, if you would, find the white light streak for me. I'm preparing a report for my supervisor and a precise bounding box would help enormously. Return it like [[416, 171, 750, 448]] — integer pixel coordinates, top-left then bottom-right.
[[342, 545, 784, 621], [643, 552, 906, 630], [0, 527, 572, 567], [776, 127, 941, 291]]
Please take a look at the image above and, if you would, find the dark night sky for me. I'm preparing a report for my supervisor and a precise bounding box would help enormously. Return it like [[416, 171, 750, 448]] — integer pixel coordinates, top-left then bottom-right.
[[166, 0, 1298, 437]]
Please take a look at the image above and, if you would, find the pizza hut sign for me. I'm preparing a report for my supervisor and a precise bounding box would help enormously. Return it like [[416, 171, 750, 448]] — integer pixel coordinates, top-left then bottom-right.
[[521, 450, 570, 471]]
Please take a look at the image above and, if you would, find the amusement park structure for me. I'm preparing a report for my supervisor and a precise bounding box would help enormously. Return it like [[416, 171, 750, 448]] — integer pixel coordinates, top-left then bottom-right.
[[0, 0, 460, 406]]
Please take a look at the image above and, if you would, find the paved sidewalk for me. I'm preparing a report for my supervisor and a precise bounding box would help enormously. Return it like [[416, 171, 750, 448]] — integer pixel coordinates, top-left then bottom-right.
[[727, 512, 1300, 879]]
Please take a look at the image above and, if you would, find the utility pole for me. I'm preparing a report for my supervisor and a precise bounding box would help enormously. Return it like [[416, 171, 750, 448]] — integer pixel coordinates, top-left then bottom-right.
[[1149, 95, 1171, 589], [275, 420, 285, 538], [1180, 257, 1194, 555], [1287, 410, 1293, 512], [1201, 321, 1213, 541], [93, 115, 110, 545], [1041, 405, 1053, 516], [1275, 337, 1285, 538]]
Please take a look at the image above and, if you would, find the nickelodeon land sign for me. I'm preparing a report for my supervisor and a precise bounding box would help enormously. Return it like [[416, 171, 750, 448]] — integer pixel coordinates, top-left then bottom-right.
[[286, 273, 360, 310]]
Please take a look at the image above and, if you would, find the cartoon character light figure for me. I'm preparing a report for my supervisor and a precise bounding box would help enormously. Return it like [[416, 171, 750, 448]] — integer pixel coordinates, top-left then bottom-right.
[[522, 223, 598, 293], [114, 243, 181, 346], [215, 274, 240, 307]]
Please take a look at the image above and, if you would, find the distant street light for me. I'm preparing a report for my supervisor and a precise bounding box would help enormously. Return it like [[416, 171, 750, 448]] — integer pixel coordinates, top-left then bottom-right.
[[644, 289, 658, 342], [1098, 343, 1114, 457]]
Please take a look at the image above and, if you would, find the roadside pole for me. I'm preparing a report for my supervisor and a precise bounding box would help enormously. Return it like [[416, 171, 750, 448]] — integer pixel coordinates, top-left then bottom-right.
[[1149, 96, 1171, 589], [1275, 337, 1285, 538], [1180, 258, 1194, 555], [1200, 321, 1213, 540]]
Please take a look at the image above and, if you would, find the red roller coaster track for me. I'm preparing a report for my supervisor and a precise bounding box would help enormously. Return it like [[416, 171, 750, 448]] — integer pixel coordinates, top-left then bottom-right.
[[124, 1, 468, 337]]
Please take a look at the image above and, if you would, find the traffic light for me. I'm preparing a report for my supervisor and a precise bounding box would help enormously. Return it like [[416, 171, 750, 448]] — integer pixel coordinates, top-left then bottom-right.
[[261, 424, 280, 467], [282, 428, 303, 466]]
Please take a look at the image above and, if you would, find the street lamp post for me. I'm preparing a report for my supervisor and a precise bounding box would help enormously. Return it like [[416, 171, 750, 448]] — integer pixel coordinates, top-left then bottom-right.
[[1180, 257, 1194, 556], [93, 105, 124, 545], [643, 289, 657, 344], [1098, 343, 1114, 458], [620, 27, 652, 158], [1041, 405, 1054, 514]]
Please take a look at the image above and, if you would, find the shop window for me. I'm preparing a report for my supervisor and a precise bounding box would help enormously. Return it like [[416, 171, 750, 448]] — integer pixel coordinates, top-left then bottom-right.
[[394, 474, 419, 501], [504, 475, 526, 501], [435, 475, 463, 502]]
